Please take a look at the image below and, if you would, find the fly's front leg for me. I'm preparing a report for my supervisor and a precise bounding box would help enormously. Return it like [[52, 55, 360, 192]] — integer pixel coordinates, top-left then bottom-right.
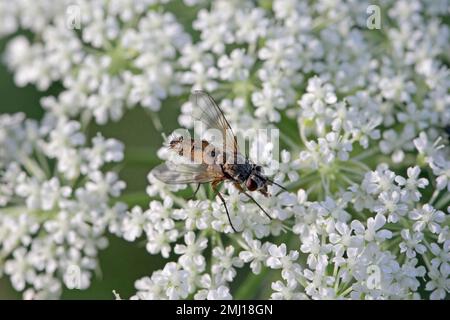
[[212, 180, 237, 232], [233, 182, 244, 192]]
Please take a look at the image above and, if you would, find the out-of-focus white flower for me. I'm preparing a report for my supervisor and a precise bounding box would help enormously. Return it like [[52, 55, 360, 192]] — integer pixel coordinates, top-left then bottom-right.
[[2, 0, 450, 301], [409, 204, 446, 234], [399, 229, 427, 259], [395, 166, 429, 202], [0, 113, 125, 298], [3, 1, 191, 124], [429, 241, 450, 276]]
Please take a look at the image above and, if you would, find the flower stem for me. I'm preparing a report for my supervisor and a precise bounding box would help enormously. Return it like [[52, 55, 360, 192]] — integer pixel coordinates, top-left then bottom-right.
[[435, 193, 450, 210]]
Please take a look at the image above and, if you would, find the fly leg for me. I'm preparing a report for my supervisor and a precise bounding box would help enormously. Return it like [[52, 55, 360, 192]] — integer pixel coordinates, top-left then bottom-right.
[[188, 183, 202, 200], [212, 180, 237, 233], [233, 183, 273, 220], [243, 191, 273, 220]]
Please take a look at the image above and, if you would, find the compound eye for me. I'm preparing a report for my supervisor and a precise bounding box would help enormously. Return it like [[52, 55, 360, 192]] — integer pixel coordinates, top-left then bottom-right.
[[246, 178, 258, 191]]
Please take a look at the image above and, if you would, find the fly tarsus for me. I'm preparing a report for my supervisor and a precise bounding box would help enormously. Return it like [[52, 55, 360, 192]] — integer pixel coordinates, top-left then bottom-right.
[[242, 191, 273, 220], [212, 181, 237, 233]]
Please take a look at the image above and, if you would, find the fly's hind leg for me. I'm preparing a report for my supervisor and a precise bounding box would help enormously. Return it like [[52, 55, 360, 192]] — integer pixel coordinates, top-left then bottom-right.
[[233, 182, 273, 220], [212, 180, 237, 233]]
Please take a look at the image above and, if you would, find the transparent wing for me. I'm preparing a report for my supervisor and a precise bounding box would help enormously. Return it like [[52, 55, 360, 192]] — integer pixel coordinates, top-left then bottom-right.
[[190, 90, 238, 155], [151, 162, 222, 184]]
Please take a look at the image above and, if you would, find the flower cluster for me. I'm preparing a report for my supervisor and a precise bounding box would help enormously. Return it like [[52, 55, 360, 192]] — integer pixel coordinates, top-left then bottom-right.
[[0, 113, 126, 298], [2, 0, 190, 124], [123, 0, 450, 300], [0, 0, 449, 300]]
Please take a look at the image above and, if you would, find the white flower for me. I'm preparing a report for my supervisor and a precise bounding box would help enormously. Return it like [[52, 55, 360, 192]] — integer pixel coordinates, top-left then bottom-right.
[[132, 277, 163, 300], [320, 196, 351, 222], [273, 150, 301, 183], [438, 226, 450, 244], [399, 229, 427, 259], [206, 285, 232, 300], [351, 214, 392, 243], [362, 164, 397, 196], [329, 222, 363, 253], [409, 204, 445, 234], [430, 156, 450, 191], [303, 267, 335, 299], [238, 231, 270, 274], [378, 74, 416, 103], [374, 190, 408, 223], [144, 224, 178, 258], [430, 241, 450, 276], [122, 206, 146, 242], [85, 171, 126, 199], [4, 4, 190, 124], [300, 234, 332, 270], [318, 132, 353, 161], [251, 83, 287, 122], [175, 232, 208, 272], [212, 246, 243, 283], [4, 248, 33, 291], [395, 166, 428, 201], [271, 279, 307, 300], [41, 118, 85, 158], [81, 133, 124, 173], [425, 267, 450, 300], [145, 262, 190, 300], [413, 132, 444, 162], [299, 76, 337, 114], [217, 48, 254, 81], [267, 243, 301, 280], [146, 198, 175, 230], [172, 200, 211, 230], [379, 127, 415, 163]]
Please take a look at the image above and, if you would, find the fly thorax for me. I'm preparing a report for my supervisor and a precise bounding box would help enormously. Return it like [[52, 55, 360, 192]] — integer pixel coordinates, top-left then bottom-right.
[[214, 152, 225, 165], [222, 163, 252, 183]]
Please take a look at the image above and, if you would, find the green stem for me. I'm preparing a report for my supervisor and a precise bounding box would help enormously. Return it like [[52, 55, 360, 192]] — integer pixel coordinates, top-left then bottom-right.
[[339, 285, 353, 297], [429, 189, 441, 206], [435, 192, 450, 210], [20, 154, 46, 181], [233, 267, 271, 299], [352, 146, 380, 162], [279, 131, 301, 153], [115, 192, 151, 207]]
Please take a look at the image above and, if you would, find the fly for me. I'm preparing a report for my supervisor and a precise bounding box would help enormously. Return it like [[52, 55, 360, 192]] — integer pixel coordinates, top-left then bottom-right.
[[152, 90, 286, 232]]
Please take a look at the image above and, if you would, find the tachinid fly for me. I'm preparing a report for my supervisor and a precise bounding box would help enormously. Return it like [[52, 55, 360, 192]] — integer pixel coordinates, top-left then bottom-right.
[[152, 90, 286, 232]]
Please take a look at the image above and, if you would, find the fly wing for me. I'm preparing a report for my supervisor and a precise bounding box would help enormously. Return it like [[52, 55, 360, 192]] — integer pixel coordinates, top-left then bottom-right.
[[190, 90, 238, 156], [151, 162, 222, 184]]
